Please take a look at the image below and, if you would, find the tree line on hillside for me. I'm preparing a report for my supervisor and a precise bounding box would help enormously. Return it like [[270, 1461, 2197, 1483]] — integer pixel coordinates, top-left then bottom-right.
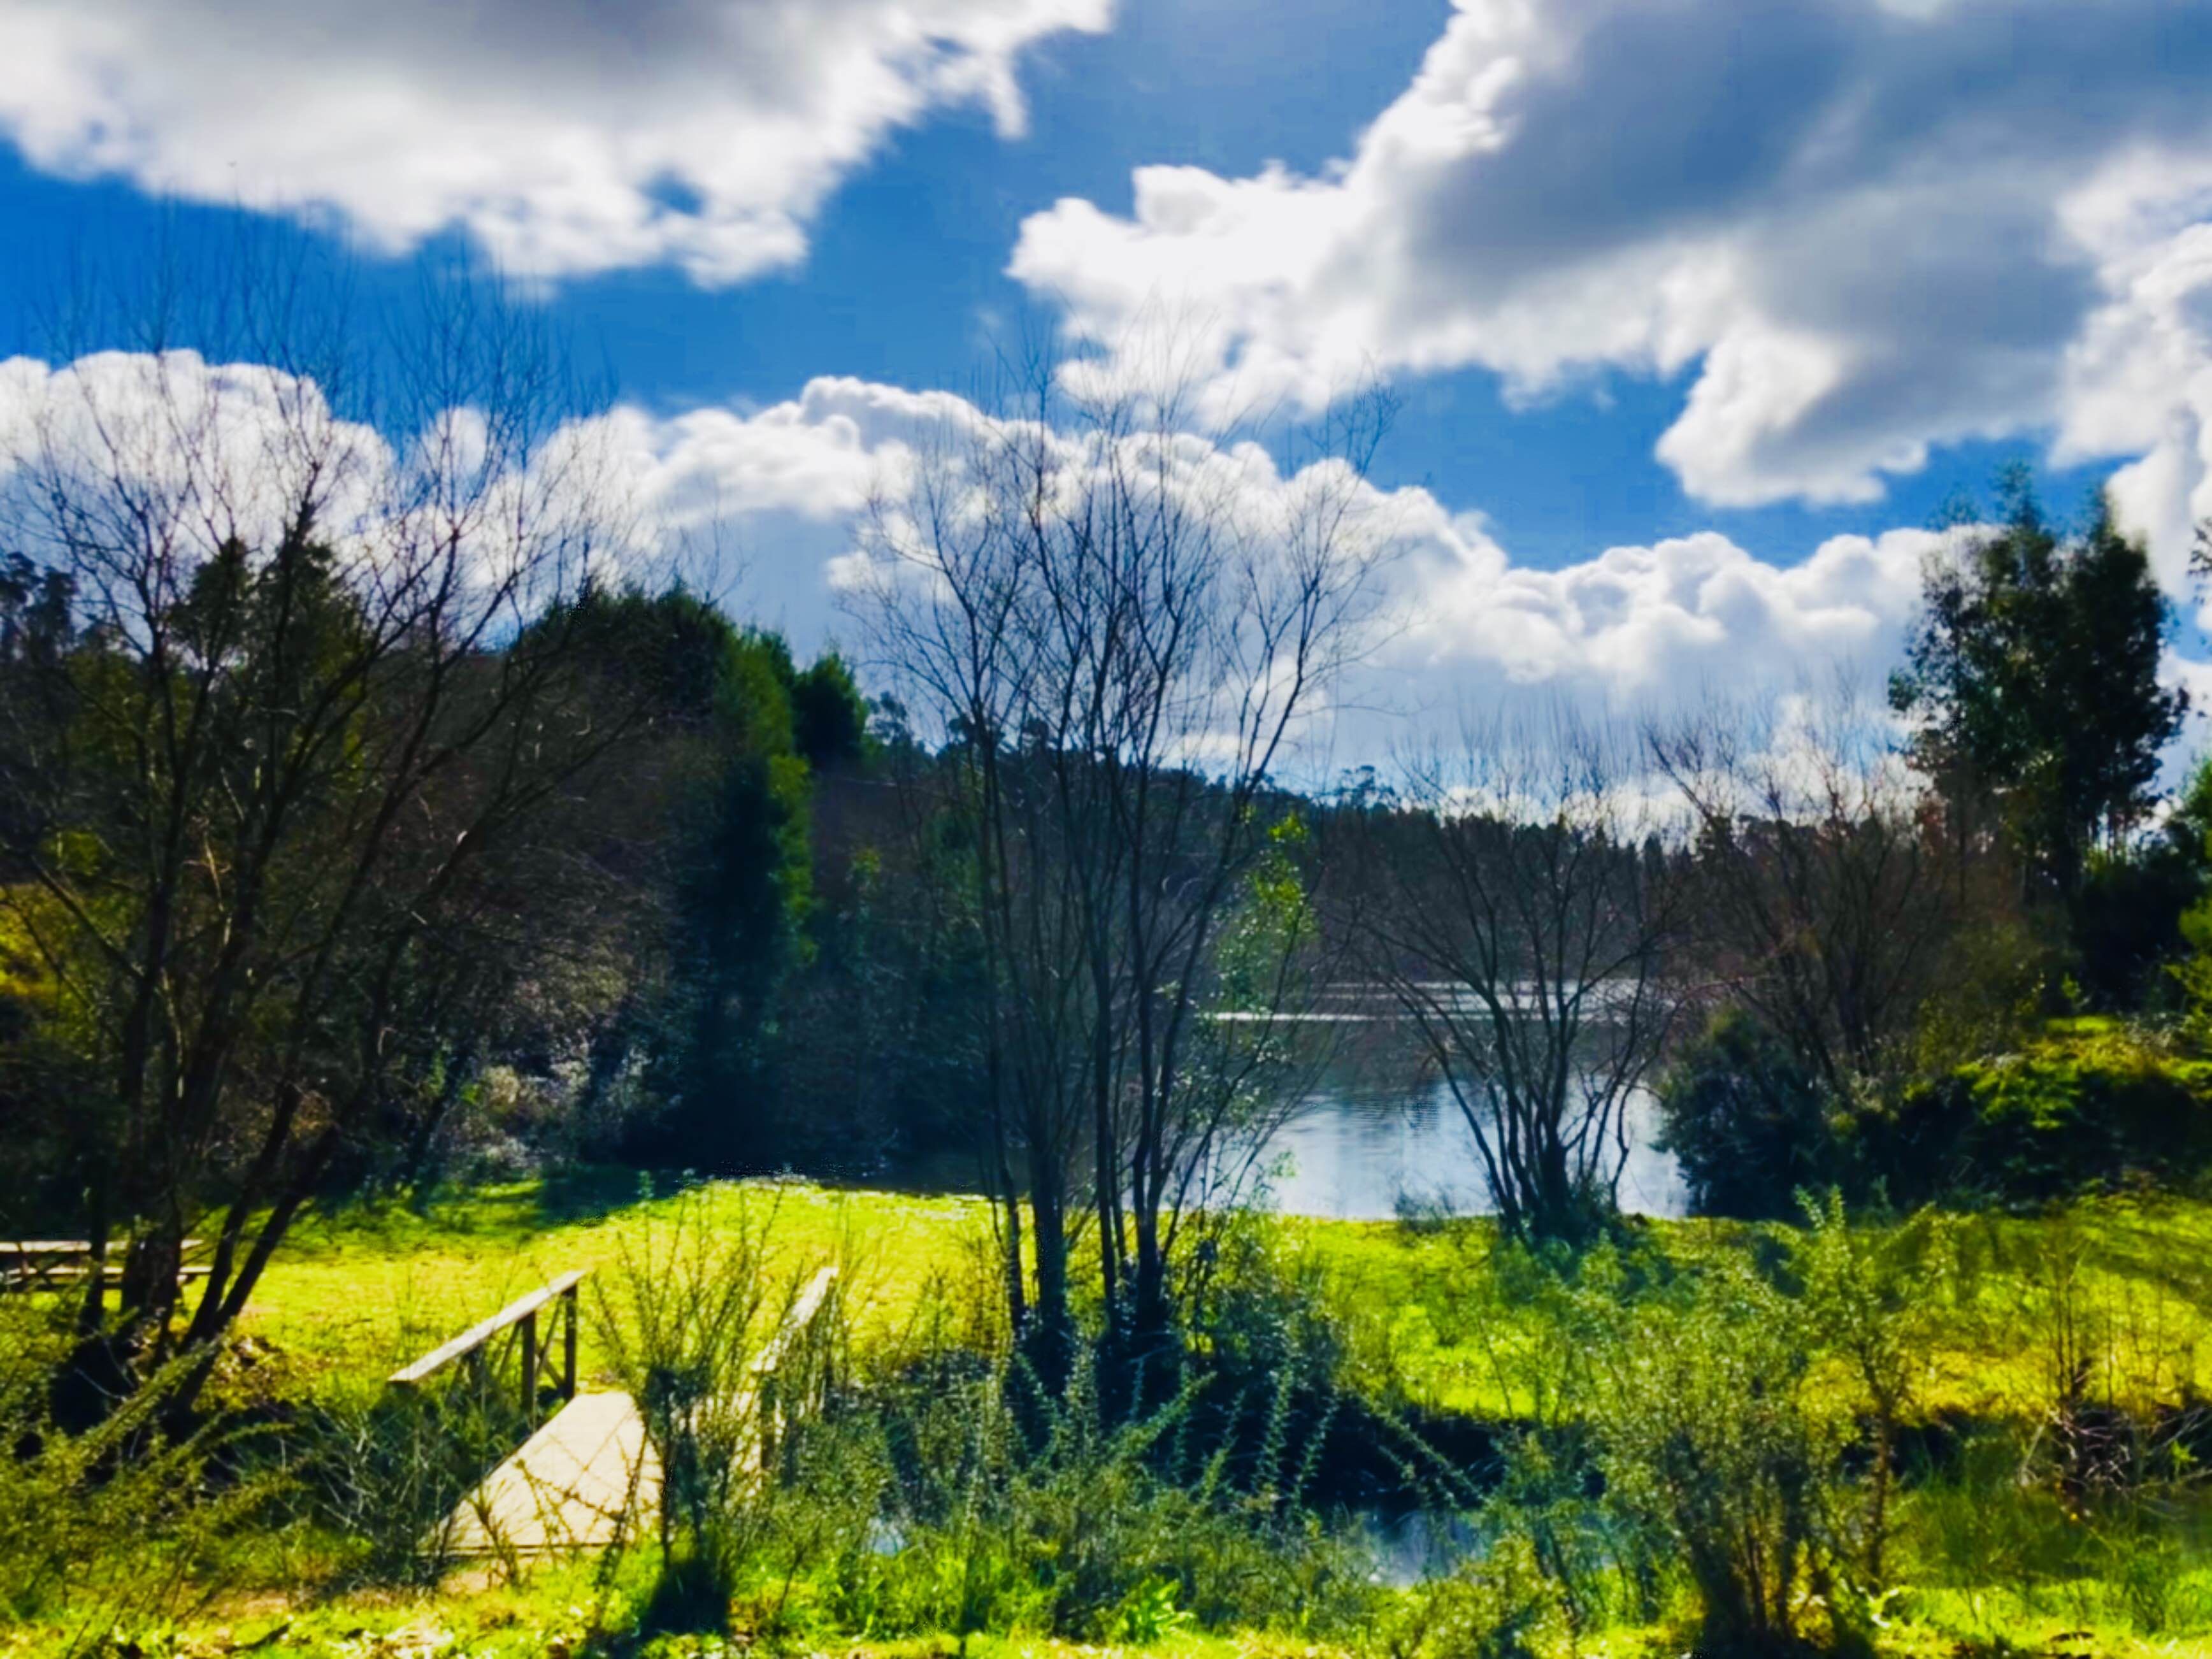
[[3, 266, 2209, 1416]]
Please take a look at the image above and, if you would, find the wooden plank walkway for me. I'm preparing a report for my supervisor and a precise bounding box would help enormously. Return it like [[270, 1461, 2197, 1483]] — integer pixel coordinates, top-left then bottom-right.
[[447, 1390, 658, 1556], [441, 1265, 839, 1558]]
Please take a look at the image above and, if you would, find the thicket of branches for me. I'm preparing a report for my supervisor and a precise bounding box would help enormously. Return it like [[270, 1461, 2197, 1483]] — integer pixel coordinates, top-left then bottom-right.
[[847, 364, 1391, 1387]]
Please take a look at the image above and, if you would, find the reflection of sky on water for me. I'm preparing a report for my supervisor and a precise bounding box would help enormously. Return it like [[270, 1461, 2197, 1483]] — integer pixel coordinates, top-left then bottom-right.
[[1246, 1025, 1687, 1222]]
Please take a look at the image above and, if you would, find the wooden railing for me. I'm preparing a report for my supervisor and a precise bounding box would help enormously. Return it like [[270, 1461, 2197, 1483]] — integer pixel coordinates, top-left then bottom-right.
[[388, 1269, 587, 1424], [386, 1262, 833, 1466], [753, 1265, 838, 1469], [0, 1240, 208, 1305]]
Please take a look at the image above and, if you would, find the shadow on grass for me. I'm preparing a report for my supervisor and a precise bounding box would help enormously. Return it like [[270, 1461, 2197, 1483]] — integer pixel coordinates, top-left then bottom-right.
[[534, 1165, 664, 1227], [295, 1168, 652, 1252]]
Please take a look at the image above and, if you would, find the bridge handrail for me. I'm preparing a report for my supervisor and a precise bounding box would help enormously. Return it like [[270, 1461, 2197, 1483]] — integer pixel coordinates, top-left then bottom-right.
[[749, 1265, 838, 1381], [388, 1269, 588, 1415]]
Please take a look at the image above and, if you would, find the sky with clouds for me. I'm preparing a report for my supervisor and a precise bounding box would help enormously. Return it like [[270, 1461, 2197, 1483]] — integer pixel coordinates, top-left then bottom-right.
[[3, 0, 2210, 760]]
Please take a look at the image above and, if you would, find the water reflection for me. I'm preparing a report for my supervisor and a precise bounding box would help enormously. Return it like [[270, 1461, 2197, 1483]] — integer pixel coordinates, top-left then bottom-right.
[[1249, 1023, 1687, 1222], [1358, 1509, 1488, 1588]]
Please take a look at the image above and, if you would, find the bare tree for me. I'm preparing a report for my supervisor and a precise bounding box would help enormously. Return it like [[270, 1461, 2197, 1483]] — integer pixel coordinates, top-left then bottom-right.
[[1344, 711, 1688, 1245], [0, 245, 648, 1411], [1647, 682, 1964, 1099], [852, 361, 1389, 1379]]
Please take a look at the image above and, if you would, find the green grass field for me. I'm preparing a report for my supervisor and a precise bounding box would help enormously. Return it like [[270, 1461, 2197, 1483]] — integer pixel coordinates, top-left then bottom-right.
[[1288, 1192, 2212, 1425], [18, 1177, 2212, 1659], [231, 1174, 2212, 1432], [226, 1174, 1000, 1404]]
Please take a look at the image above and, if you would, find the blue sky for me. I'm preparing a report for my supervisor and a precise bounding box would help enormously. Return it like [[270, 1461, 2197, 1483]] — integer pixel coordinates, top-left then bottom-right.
[[0, 0, 2206, 728]]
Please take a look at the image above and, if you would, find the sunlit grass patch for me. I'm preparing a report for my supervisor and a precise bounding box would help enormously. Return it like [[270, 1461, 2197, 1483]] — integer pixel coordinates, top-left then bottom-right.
[[206, 1174, 2212, 1437], [232, 1178, 998, 1402], [1288, 1192, 2212, 1426]]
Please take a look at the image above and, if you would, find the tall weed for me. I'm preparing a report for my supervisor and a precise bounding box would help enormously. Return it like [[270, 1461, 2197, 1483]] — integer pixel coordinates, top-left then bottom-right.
[[289, 1367, 529, 1586], [837, 1332, 1367, 1646], [592, 1190, 867, 1635], [0, 1302, 276, 1655]]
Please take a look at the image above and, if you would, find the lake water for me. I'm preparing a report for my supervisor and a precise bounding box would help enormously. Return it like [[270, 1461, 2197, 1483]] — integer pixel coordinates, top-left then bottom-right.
[[1247, 1024, 1688, 1222]]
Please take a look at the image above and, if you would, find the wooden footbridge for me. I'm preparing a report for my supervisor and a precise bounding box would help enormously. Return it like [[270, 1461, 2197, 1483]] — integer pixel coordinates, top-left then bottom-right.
[[389, 1265, 838, 1558]]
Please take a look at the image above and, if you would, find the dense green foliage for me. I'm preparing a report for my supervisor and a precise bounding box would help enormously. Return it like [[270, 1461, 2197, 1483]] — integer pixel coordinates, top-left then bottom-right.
[[1890, 472, 2185, 907], [1658, 1012, 1837, 1221], [1665, 1013, 2212, 1217], [1896, 1019, 2212, 1203]]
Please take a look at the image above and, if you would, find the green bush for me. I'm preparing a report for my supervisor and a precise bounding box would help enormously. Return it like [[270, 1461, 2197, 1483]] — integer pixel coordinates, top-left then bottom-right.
[[1884, 1019, 2212, 1203], [1665, 1005, 2212, 1213], [1789, 1193, 1951, 1600], [1657, 1011, 1839, 1220], [1374, 1532, 1572, 1659], [833, 1340, 1367, 1646], [0, 1303, 276, 1655], [1579, 1248, 1860, 1657]]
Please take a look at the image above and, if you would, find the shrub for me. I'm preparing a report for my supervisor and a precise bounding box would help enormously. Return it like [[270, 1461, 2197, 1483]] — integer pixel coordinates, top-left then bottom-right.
[[291, 1368, 529, 1587], [1657, 1010, 1839, 1220], [1667, 1006, 2212, 1213], [838, 1340, 1367, 1646], [2073, 838, 2202, 1012], [1883, 1019, 2212, 1203], [1790, 1193, 1947, 1591], [1375, 1532, 1572, 1659], [1580, 1250, 1857, 1657], [594, 1191, 868, 1635], [1170, 1212, 1367, 1503], [0, 1302, 275, 1655]]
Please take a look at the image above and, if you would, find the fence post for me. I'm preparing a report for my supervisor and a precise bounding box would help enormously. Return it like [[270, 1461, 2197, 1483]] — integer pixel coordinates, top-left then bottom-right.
[[563, 1284, 578, 1399], [521, 1309, 539, 1423], [759, 1368, 778, 1470]]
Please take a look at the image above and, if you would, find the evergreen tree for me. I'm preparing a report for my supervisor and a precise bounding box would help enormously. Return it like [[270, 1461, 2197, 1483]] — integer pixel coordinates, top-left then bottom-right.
[[1890, 472, 2184, 907], [559, 589, 844, 1168], [790, 652, 870, 772]]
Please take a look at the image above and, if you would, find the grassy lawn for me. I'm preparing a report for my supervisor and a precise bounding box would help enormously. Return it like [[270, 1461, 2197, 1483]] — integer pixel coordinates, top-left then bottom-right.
[[229, 1175, 999, 1404], [1292, 1191, 2212, 1425], [227, 1172, 2212, 1433]]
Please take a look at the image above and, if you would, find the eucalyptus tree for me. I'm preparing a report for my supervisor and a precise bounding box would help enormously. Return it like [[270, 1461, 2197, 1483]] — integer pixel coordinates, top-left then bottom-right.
[[853, 366, 1389, 1380], [1890, 474, 2183, 907]]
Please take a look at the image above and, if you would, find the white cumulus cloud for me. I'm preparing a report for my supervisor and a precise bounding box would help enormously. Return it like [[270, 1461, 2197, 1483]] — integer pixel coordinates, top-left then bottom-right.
[[568, 375, 1957, 727], [0, 0, 1108, 285], [1010, 0, 2212, 536], [0, 348, 2109, 750]]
